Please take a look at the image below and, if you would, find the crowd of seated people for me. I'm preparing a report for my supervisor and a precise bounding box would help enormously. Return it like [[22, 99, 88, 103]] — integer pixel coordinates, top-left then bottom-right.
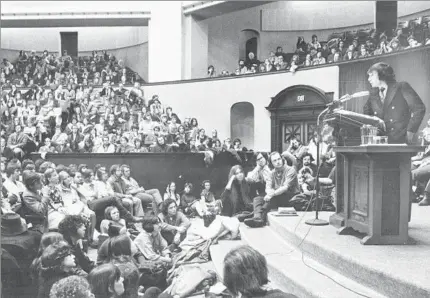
[[1, 50, 143, 88], [210, 16, 430, 77], [1, 154, 303, 298], [0, 77, 250, 161]]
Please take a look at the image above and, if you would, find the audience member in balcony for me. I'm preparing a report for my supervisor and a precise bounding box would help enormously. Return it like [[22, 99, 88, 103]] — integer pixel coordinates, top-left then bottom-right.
[[304, 54, 312, 66], [344, 49, 356, 61], [263, 59, 276, 72], [95, 136, 115, 153], [327, 48, 338, 63], [244, 152, 300, 228], [158, 198, 191, 248], [276, 55, 288, 70], [405, 36, 423, 49], [207, 65, 216, 78], [151, 136, 173, 153], [308, 34, 322, 52], [321, 43, 330, 60], [223, 245, 298, 298], [132, 138, 149, 153], [387, 38, 403, 52], [171, 136, 190, 153], [238, 59, 248, 74], [358, 45, 371, 58], [373, 37, 391, 55], [245, 52, 260, 69], [312, 51, 326, 65], [296, 37, 307, 54], [115, 136, 134, 153], [395, 28, 408, 47], [68, 125, 84, 152], [275, 46, 285, 60]]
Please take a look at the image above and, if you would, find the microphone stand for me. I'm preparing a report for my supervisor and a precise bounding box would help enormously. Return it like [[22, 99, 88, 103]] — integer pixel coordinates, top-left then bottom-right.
[[305, 105, 331, 226]]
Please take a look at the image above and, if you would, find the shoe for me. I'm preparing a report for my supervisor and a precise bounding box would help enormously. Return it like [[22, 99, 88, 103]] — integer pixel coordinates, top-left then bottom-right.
[[418, 195, 430, 206], [236, 212, 254, 222], [244, 218, 265, 228]]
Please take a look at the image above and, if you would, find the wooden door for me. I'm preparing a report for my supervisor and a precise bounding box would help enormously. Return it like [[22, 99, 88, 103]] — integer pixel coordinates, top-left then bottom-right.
[[60, 32, 78, 58]]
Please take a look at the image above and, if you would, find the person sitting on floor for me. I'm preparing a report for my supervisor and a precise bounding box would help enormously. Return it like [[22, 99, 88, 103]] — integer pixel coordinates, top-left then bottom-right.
[[244, 152, 300, 228], [180, 182, 204, 217], [200, 180, 222, 215], [158, 199, 191, 250], [100, 206, 126, 235]]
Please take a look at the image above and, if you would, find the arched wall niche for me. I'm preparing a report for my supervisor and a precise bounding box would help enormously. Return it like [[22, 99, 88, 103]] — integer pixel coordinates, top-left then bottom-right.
[[238, 29, 260, 62], [231, 102, 255, 150]]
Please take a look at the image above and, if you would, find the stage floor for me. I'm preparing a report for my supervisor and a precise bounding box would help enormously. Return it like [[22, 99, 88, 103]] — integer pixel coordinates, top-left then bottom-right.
[[267, 203, 430, 296]]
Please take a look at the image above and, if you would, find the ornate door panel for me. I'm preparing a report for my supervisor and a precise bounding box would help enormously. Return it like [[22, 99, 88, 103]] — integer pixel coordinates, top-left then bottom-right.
[[282, 121, 318, 151], [282, 122, 302, 151], [305, 121, 317, 144]]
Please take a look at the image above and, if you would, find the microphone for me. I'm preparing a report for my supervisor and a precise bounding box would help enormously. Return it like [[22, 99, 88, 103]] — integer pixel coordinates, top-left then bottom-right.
[[328, 91, 370, 107]]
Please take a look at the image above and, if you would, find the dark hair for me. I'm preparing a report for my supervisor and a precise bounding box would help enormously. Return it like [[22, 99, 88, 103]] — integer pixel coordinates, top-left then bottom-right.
[[367, 62, 396, 83], [109, 164, 120, 175], [301, 152, 314, 162], [107, 234, 132, 258], [161, 198, 177, 216], [44, 168, 57, 185], [49, 275, 92, 298], [88, 263, 122, 298], [21, 159, 35, 171], [184, 182, 193, 191], [107, 223, 124, 238], [223, 245, 269, 296], [40, 241, 72, 276], [58, 215, 87, 243], [6, 161, 21, 177], [141, 215, 159, 233], [23, 171, 42, 189]]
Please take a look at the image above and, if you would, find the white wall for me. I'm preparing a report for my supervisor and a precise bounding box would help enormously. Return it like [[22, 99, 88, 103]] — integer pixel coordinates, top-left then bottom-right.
[[148, 1, 183, 82], [143, 66, 339, 151], [203, 1, 430, 76], [0, 27, 148, 52]]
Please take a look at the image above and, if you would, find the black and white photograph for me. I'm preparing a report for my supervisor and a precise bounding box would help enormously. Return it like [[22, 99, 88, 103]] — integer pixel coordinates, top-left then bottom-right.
[[1, 1, 430, 297]]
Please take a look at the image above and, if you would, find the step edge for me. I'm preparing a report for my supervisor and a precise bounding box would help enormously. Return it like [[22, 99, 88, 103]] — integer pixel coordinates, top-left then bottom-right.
[[268, 214, 430, 298], [240, 226, 386, 298]]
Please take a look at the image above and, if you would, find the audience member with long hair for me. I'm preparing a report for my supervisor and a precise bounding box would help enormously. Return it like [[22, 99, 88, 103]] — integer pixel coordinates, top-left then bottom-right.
[[224, 245, 297, 298]]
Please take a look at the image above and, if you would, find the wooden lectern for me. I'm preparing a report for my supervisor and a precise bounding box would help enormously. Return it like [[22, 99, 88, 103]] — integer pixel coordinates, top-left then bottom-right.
[[333, 145, 423, 245], [324, 109, 424, 245]]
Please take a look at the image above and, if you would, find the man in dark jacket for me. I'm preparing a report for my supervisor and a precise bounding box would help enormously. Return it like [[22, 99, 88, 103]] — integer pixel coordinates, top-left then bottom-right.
[[362, 62, 426, 144]]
